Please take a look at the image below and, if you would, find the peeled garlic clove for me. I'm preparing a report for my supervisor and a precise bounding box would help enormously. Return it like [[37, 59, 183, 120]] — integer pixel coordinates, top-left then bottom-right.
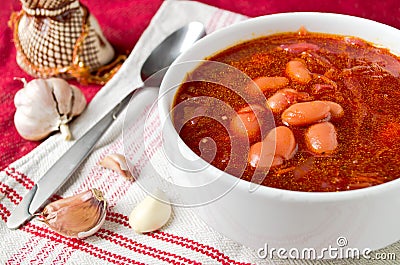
[[14, 78, 87, 141], [100, 153, 133, 180], [129, 189, 172, 233], [40, 188, 107, 238]]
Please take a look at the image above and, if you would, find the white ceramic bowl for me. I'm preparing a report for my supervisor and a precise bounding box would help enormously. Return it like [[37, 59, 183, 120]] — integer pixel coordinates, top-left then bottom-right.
[[158, 12, 400, 258]]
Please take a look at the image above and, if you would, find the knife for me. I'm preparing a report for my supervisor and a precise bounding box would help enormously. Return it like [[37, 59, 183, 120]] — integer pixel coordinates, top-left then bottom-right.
[[6, 91, 132, 229]]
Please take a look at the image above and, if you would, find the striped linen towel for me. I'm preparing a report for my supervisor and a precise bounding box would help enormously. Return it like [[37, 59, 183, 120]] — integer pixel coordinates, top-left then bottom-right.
[[1, 1, 399, 264]]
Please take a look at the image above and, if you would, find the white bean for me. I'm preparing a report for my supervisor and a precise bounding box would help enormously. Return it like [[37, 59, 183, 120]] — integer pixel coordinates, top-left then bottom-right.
[[305, 122, 338, 154]]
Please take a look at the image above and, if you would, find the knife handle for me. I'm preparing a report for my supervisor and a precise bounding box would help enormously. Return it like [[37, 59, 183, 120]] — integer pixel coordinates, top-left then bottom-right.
[[28, 90, 136, 215]]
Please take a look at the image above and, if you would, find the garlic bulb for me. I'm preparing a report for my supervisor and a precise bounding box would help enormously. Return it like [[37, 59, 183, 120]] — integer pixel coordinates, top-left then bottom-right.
[[40, 188, 107, 238], [129, 189, 172, 233], [14, 78, 87, 141], [100, 153, 133, 180]]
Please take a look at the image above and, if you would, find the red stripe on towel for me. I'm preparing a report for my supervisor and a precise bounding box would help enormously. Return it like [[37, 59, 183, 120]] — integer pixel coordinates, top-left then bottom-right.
[[4, 167, 34, 189]]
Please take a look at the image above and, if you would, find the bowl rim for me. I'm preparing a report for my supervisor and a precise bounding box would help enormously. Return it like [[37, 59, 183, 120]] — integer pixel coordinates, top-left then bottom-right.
[[159, 12, 400, 202]]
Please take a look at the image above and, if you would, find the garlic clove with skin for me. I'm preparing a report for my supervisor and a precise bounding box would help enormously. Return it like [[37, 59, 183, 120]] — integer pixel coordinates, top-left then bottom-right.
[[14, 78, 87, 141], [100, 153, 133, 180], [69, 85, 87, 116], [129, 189, 172, 234], [14, 109, 58, 141], [40, 188, 107, 238], [52, 78, 73, 115], [53, 80, 86, 122]]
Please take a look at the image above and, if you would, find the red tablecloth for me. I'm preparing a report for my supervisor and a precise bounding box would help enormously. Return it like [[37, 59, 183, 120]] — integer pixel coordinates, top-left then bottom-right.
[[0, 0, 399, 170]]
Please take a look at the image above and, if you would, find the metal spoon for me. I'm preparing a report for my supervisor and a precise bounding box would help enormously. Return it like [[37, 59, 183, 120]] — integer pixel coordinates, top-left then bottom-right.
[[7, 22, 206, 230]]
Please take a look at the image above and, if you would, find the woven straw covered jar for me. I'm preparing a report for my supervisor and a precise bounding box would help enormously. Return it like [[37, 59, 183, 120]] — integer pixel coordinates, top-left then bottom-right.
[[12, 0, 115, 82]]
